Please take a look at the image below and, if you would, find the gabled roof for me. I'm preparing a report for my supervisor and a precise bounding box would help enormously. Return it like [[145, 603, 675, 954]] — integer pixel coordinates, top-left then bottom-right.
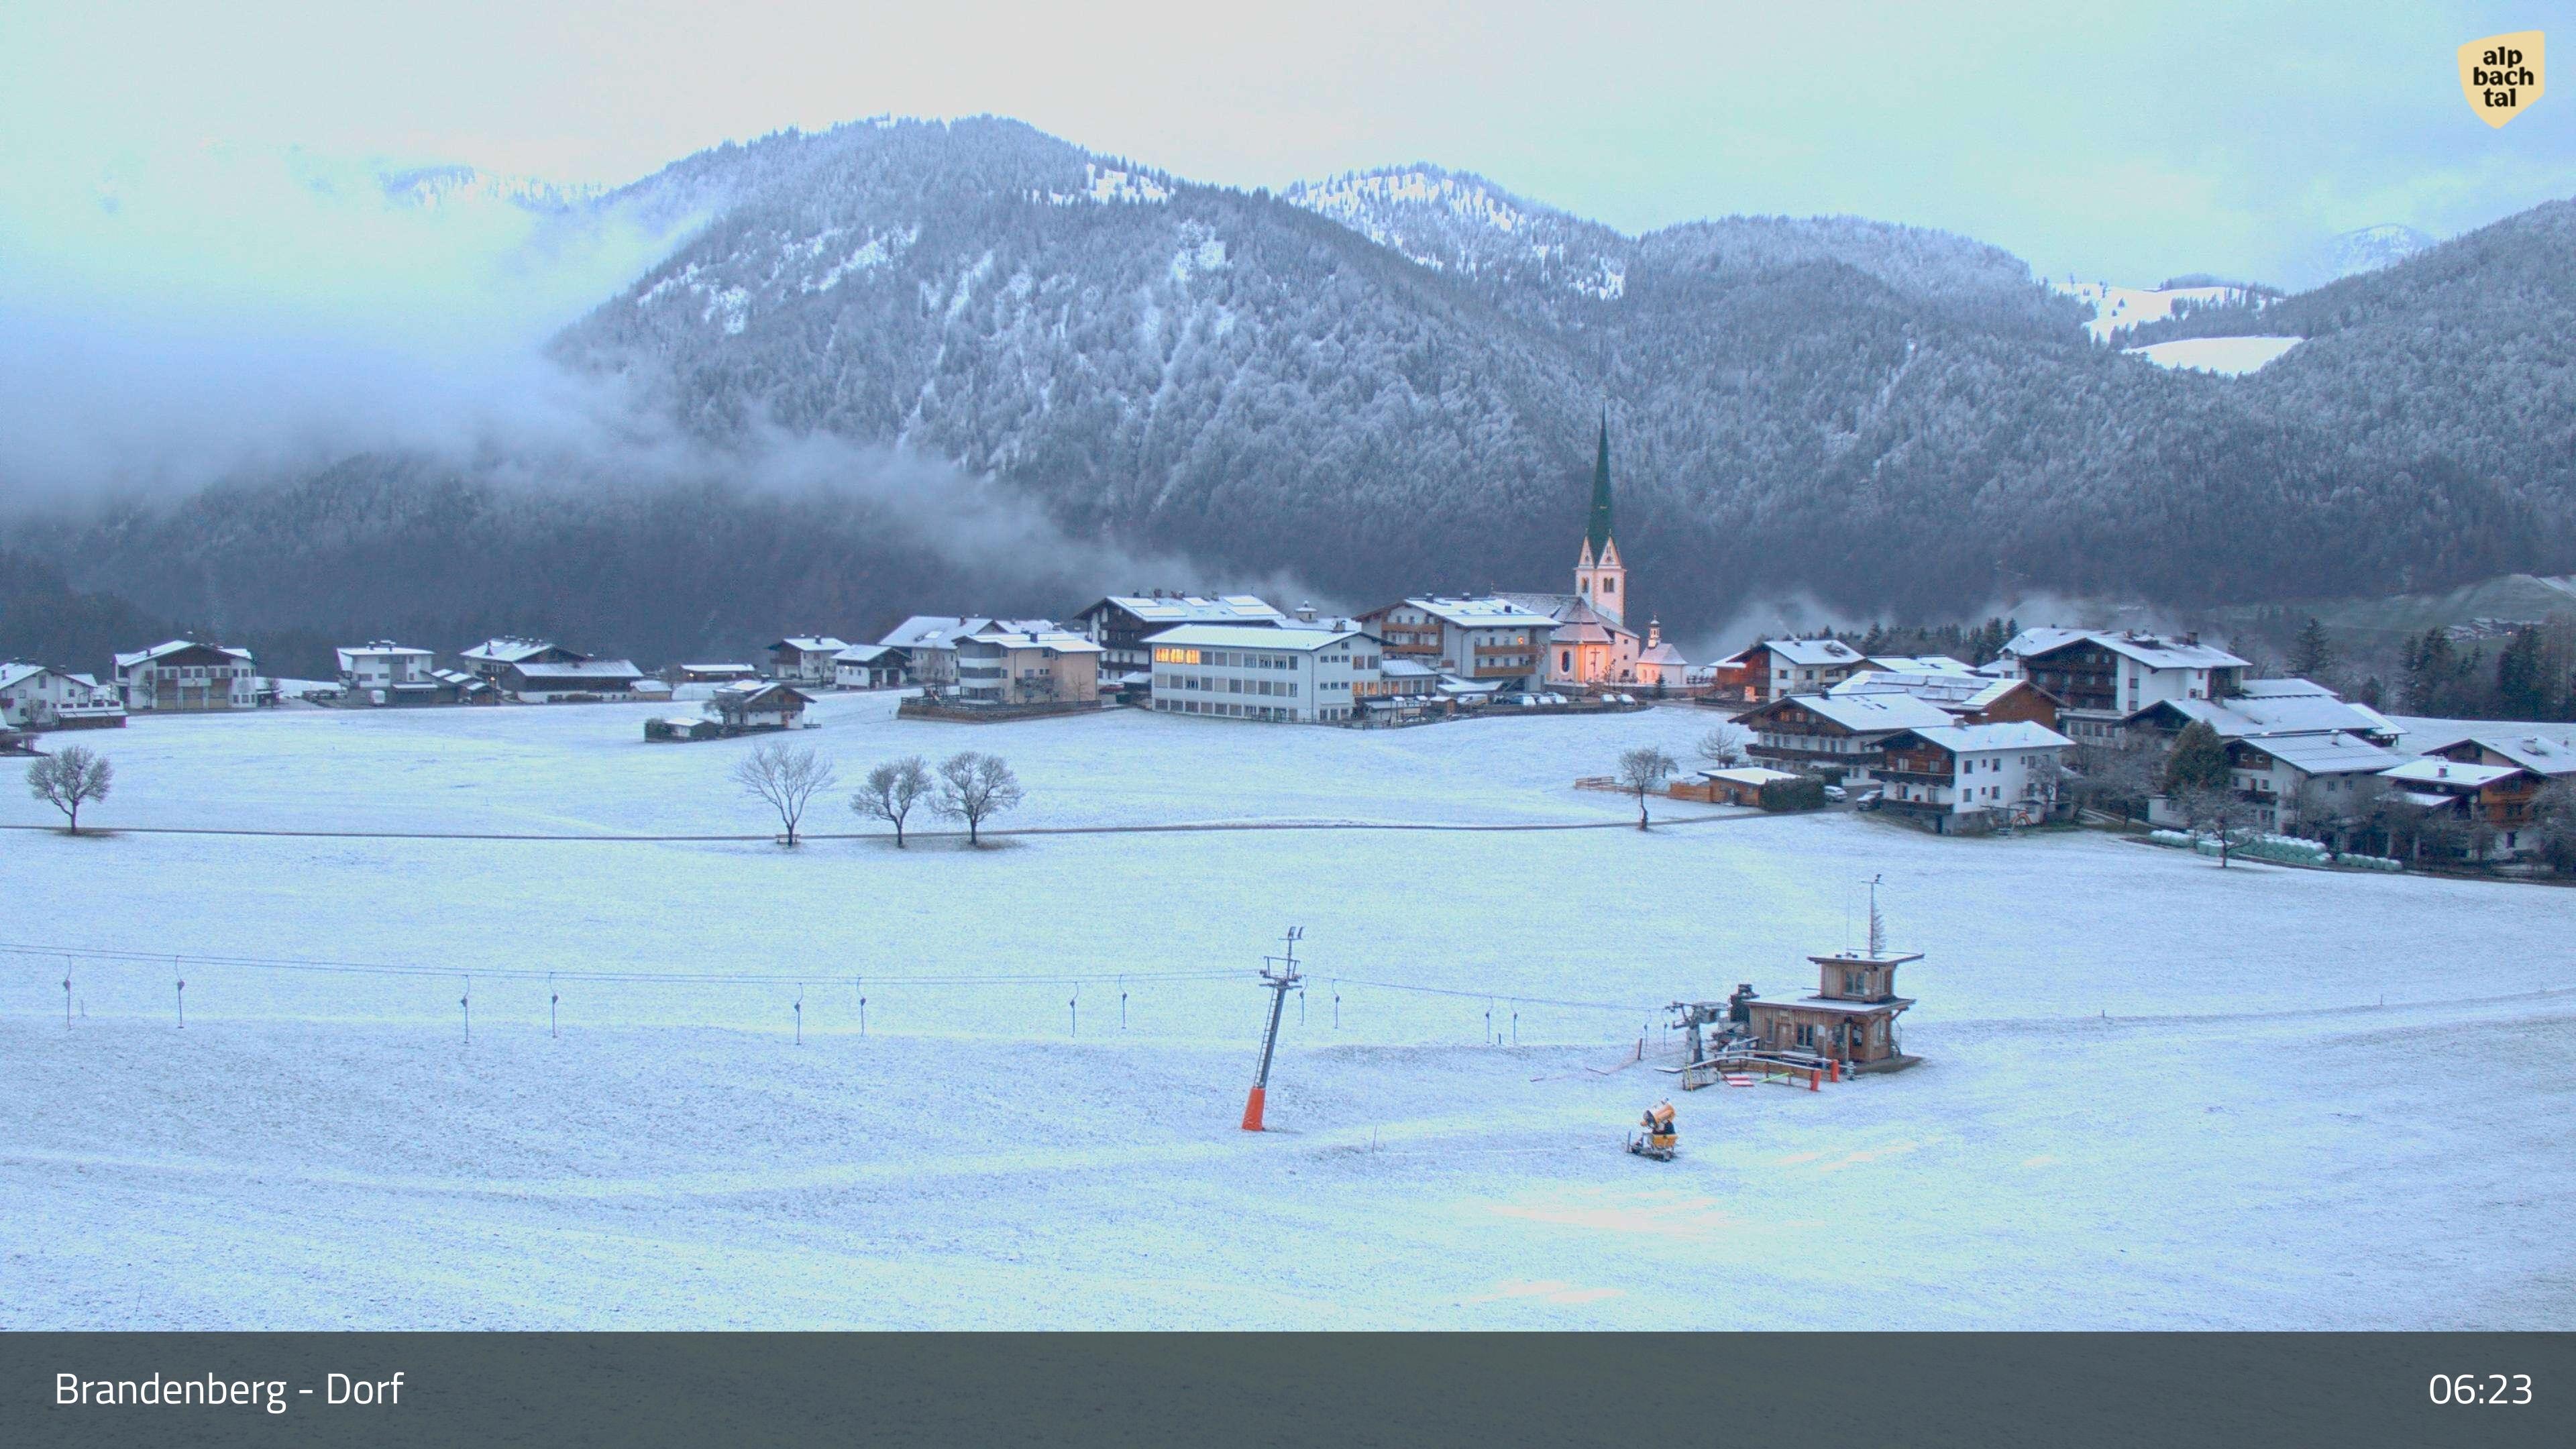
[[0, 662, 55, 690], [336, 643, 433, 661], [1748, 692, 1954, 733], [1394, 596, 1558, 631], [1492, 592, 1638, 639], [1083, 594, 1286, 625], [460, 637, 578, 664], [505, 659, 643, 682], [1638, 640, 1688, 666], [2417, 729, 2576, 777], [831, 643, 903, 663], [1890, 722, 2074, 753], [712, 680, 815, 703], [878, 616, 985, 649], [2130, 693, 2396, 741], [965, 629, 1106, 655], [1760, 638, 1866, 667], [772, 637, 850, 653], [2380, 757, 2519, 790], [2232, 732, 2408, 776], [2010, 628, 2248, 671], [115, 639, 254, 669]]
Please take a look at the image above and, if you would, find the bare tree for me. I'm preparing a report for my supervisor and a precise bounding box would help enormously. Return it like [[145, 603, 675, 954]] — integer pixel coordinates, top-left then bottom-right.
[[2174, 784, 2260, 867], [852, 755, 933, 847], [733, 741, 837, 847], [1616, 745, 1678, 829], [1695, 723, 1750, 768], [936, 751, 1024, 847], [27, 745, 113, 834], [2068, 738, 2161, 824]]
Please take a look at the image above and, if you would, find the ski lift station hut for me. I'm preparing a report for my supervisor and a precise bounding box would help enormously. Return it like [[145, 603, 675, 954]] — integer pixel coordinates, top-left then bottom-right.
[[1742, 945, 1921, 1072]]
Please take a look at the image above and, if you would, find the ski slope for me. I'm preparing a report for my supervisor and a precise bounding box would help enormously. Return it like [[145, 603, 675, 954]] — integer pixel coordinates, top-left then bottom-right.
[[3, 694, 2570, 1328]]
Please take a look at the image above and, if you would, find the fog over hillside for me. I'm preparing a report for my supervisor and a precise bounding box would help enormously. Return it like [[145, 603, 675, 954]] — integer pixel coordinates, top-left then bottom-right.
[[5, 117, 2572, 670]]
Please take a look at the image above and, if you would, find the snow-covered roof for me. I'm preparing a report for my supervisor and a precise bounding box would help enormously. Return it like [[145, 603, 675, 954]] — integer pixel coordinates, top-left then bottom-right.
[[2010, 628, 2248, 672], [1146, 624, 1364, 653], [1699, 766, 1803, 786], [1760, 638, 1864, 667], [1491, 592, 1637, 637], [713, 680, 814, 701], [1638, 641, 1688, 666], [1379, 657, 1443, 679], [2236, 677, 2336, 699], [115, 639, 254, 669], [1761, 693, 1954, 733], [2233, 732, 2408, 776], [1399, 596, 1558, 631], [1894, 722, 2074, 754], [335, 643, 433, 662], [2416, 729, 2576, 777], [0, 662, 53, 690], [2135, 694, 2394, 741], [2379, 758, 2518, 789], [1089, 594, 1286, 625], [772, 636, 850, 653], [965, 629, 1106, 655], [507, 659, 643, 682], [1831, 671, 1988, 706], [830, 643, 901, 663], [878, 616, 994, 649], [1864, 655, 1976, 675], [460, 637, 574, 664]]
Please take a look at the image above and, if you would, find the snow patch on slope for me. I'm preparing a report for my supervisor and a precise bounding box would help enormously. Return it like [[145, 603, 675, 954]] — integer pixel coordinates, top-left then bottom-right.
[[2125, 335, 2302, 376], [1048, 163, 1173, 207], [2051, 278, 2276, 344]]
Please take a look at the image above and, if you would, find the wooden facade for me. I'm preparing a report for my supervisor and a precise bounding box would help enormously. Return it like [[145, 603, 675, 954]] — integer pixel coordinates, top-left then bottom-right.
[[1743, 951, 1921, 1069]]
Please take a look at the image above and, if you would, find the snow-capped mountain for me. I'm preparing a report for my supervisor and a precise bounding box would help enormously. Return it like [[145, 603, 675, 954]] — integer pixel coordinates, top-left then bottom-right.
[[25, 117, 2575, 661], [1281, 166, 1629, 301], [376, 163, 605, 213], [2326, 223, 2436, 278]]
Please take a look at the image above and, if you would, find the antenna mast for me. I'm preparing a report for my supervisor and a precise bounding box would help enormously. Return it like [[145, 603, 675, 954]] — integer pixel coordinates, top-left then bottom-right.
[[1867, 873, 1886, 959]]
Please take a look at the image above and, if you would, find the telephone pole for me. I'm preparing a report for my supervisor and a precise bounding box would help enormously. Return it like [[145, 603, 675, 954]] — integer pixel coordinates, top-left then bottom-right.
[[1241, 926, 1303, 1132]]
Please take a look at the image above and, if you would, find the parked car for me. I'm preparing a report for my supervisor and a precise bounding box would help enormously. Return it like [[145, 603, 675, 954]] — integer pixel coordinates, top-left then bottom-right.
[[1823, 784, 1847, 802], [1542, 692, 1567, 706], [1855, 787, 1884, 810], [1517, 693, 1540, 708]]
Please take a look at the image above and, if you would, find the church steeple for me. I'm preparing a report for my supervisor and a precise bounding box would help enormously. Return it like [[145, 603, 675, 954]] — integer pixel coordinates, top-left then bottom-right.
[[1585, 411, 1615, 555], [1574, 409, 1627, 627]]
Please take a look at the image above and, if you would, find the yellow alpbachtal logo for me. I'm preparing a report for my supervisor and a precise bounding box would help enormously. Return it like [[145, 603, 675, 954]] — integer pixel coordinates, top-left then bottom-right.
[[2460, 31, 2544, 127]]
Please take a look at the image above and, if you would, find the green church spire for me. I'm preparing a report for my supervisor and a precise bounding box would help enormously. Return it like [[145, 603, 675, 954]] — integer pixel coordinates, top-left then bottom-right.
[[1585, 411, 1615, 553]]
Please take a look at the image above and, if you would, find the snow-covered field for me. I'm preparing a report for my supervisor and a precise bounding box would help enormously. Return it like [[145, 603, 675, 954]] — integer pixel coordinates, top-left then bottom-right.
[[5, 694, 2571, 1328], [2123, 335, 2304, 376]]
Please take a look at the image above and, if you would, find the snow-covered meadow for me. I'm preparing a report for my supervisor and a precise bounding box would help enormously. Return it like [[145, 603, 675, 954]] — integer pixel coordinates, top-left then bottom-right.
[[5, 694, 2571, 1327]]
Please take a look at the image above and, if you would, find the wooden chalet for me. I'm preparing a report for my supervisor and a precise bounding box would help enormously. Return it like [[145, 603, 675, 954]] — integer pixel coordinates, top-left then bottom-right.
[[1743, 947, 1921, 1071]]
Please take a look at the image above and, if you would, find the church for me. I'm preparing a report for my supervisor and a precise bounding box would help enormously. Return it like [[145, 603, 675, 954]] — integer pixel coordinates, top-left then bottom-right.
[[1499, 416, 1670, 688]]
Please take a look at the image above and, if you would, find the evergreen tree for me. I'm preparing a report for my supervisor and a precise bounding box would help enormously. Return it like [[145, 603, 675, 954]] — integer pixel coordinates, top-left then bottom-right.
[[2496, 627, 2550, 720], [2162, 720, 2233, 794], [2288, 616, 2333, 680]]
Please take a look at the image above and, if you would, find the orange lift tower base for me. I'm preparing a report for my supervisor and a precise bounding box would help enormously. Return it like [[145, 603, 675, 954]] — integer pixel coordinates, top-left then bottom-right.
[[1242, 926, 1303, 1131]]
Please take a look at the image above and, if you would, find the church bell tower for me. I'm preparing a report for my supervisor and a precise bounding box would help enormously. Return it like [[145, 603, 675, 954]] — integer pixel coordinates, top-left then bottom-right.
[[1574, 413, 1626, 627]]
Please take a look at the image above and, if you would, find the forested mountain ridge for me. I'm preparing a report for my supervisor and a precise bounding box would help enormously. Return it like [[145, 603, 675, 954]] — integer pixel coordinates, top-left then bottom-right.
[[13, 116, 2573, 666]]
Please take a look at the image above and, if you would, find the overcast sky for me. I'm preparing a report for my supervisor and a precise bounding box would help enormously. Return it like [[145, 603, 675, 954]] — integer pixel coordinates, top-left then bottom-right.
[[6, 1, 2570, 285]]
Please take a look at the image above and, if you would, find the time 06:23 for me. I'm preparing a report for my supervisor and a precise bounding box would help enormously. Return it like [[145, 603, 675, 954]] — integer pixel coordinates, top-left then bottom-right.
[[2428, 1374, 2532, 1405]]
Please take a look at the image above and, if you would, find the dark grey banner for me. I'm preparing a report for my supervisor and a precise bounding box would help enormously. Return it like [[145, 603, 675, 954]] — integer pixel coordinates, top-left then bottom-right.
[[3, 1333, 2569, 1448]]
